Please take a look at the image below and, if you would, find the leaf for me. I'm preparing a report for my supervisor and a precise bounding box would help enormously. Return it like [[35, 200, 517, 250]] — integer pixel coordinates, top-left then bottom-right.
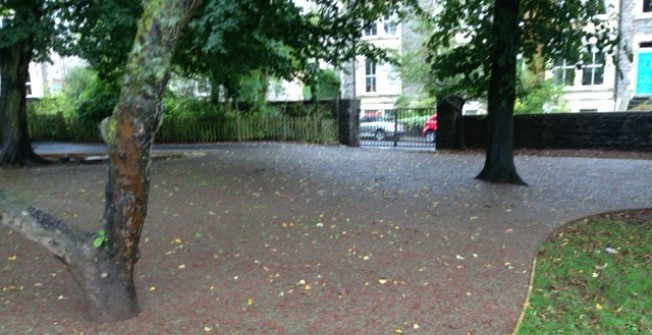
[[92, 229, 107, 249]]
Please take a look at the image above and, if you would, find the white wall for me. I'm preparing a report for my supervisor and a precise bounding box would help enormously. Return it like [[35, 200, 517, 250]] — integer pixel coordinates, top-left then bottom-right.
[[356, 17, 403, 111]]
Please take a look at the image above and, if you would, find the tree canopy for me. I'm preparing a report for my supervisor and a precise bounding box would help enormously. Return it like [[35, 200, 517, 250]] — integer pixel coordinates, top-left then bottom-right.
[[426, 0, 620, 99], [174, 0, 418, 102], [424, 0, 622, 184]]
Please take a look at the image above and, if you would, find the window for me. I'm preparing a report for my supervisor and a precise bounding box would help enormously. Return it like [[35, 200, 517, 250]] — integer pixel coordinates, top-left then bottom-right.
[[645, 0, 652, 12], [25, 70, 32, 96], [363, 23, 377, 36], [581, 52, 604, 86], [553, 58, 575, 86], [594, 0, 606, 14], [386, 64, 399, 87], [365, 59, 376, 92], [383, 14, 398, 35]]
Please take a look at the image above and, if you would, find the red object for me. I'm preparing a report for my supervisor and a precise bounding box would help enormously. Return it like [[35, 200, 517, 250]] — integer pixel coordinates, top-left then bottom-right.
[[421, 114, 437, 142]]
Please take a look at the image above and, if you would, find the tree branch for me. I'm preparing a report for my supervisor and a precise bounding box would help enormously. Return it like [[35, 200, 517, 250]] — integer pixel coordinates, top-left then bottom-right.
[[0, 190, 86, 264]]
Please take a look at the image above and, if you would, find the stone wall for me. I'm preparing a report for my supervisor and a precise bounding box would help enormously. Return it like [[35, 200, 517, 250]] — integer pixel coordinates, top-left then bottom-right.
[[458, 112, 652, 151], [334, 99, 360, 147]]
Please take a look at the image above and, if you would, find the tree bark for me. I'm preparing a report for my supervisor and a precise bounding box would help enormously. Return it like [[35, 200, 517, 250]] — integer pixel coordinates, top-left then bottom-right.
[[0, 40, 47, 166], [1, 0, 202, 323], [476, 0, 527, 185]]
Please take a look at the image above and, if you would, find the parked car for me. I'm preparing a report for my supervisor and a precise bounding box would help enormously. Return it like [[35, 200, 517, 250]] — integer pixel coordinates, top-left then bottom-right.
[[421, 114, 437, 143], [360, 117, 405, 141]]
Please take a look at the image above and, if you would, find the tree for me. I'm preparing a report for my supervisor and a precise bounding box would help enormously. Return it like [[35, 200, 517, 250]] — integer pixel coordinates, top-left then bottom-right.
[[0, 0, 65, 165], [174, 0, 418, 106], [0, 0, 201, 322], [64, 0, 142, 83], [426, 0, 621, 184]]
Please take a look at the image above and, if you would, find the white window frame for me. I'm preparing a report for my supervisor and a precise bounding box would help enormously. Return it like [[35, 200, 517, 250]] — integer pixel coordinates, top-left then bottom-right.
[[581, 51, 605, 86], [365, 59, 376, 93], [363, 23, 377, 37], [552, 58, 576, 86], [383, 14, 398, 36], [25, 70, 33, 96]]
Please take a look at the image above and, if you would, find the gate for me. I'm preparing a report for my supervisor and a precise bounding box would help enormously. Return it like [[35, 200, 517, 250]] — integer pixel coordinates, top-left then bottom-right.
[[359, 108, 436, 148]]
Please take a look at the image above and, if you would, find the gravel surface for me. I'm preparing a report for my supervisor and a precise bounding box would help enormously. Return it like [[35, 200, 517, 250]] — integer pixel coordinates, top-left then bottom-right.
[[1, 143, 651, 334]]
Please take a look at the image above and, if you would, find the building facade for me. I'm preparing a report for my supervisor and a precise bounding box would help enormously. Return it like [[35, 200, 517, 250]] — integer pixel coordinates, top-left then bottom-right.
[[23, 55, 85, 99], [341, 0, 648, 114], [617, 0, 652, 110]]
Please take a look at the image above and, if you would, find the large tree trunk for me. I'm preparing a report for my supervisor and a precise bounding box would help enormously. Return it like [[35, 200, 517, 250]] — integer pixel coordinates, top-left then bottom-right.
[[476, 0, 526, 185], [0, 40, 47, 166], [1, 0, 202, 323]]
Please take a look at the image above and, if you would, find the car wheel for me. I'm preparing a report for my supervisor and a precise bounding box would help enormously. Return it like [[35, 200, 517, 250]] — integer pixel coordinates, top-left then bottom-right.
[[374, 129, 386, 141], [425, 131, 436, 143]]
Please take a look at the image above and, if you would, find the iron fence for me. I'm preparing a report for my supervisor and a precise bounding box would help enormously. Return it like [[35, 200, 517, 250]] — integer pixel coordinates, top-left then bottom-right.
[[359, 108, 436, 148]]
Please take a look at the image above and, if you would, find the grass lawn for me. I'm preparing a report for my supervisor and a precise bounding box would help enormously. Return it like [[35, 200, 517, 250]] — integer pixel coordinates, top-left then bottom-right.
[[516, 210, 651, 334]]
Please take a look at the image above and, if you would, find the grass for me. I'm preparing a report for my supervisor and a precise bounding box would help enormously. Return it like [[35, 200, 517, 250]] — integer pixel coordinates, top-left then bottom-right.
[[515, 210, 652, 335]]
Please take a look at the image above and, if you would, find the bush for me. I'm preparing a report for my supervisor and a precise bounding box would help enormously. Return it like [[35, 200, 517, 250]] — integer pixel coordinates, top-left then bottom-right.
[[163, 94, 229, 120], [64, 67, 120, 123]]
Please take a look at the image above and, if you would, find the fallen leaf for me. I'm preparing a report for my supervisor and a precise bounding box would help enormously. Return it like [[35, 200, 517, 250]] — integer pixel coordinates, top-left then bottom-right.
[[7, 255, 17, 261]]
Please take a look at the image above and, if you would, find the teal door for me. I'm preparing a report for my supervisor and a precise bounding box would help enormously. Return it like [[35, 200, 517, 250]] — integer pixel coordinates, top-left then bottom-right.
[[636, 52, 652, 95]]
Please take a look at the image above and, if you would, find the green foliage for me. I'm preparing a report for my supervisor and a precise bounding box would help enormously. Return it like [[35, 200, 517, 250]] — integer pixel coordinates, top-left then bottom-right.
[[26, 95, 74, 117], [162, 94, 228, 120], [393, 95, 436, 109], [392, 108, 434, 131], [64, 67, 120, 123], [0, 0, 72, 61], [174, 0, 416, 103], [92, 229, 107, 249], [515, 69, 567, 114], [517, 216, 652, 334], [64, 1, 142, 81], [426, 0, 622, 99], [303, 68, 340, 100]]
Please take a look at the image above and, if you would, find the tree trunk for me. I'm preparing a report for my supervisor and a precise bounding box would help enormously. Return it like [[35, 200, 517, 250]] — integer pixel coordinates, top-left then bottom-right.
[[476, 0, 527, 185], [1, 0, 202, 324], [0, 40, 47, 166], [94, 0, 202, 322]]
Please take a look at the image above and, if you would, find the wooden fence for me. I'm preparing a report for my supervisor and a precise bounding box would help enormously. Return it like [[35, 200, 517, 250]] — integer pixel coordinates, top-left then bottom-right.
[[28, 114, 338, 144]]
